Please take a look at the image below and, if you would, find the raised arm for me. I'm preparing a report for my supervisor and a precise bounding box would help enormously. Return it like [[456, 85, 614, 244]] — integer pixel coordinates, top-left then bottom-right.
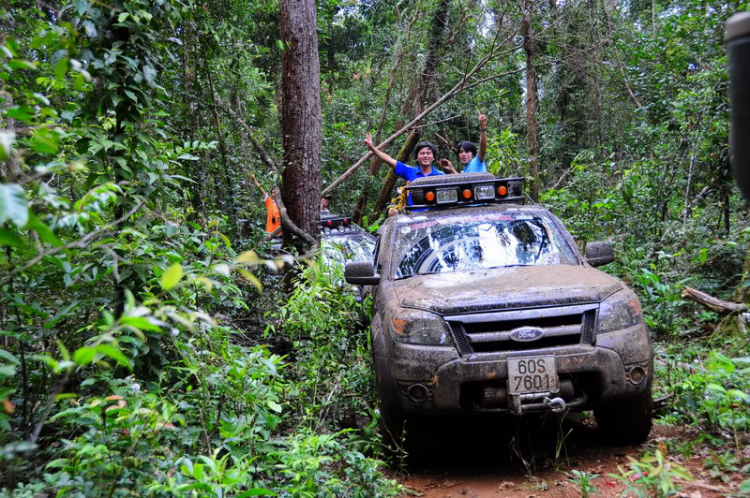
[[438, 158, 459, 174], [251, 173, 268, 199], [364, 133, 397, 169], [478, 110, 488, 163]]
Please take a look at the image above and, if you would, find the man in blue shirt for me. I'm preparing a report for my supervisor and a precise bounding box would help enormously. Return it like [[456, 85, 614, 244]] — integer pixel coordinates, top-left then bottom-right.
[[364, 133, 445, 206], [439, 111, 488, 174]]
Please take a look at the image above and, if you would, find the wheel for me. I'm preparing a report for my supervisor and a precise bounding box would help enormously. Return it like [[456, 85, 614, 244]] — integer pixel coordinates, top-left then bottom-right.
[[594, 382, 653, 444]]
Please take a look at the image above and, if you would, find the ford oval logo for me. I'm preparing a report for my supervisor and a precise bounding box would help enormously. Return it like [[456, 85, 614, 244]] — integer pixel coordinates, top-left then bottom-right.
[[509, 327, 545, 342]]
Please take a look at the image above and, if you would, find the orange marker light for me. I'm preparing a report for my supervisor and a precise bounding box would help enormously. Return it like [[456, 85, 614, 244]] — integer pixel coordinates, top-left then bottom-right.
[[425, 191, 435, 202], [462, 189, 472, 200], [497, 186, 507, 196]]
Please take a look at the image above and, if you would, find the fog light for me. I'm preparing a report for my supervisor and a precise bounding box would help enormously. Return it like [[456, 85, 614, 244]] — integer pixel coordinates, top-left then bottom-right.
[[497, 185, 507, 196], [407, 384, 429, 402], [425, 191, 435, 202], [628, 365, 646, 385], [462, 189, 472, 200]]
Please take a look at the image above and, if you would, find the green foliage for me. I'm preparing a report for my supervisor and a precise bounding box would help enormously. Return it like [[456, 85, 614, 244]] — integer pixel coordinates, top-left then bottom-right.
[[2, 0, 750, 494], [656, 346, 750, 433], [486, 126, 521, 177], [703, 450, 741, 484], [567, 470, 599, 498], [0, 1, 399, 495], [610, 447, 692, 498], [268, 261, 376, 432]]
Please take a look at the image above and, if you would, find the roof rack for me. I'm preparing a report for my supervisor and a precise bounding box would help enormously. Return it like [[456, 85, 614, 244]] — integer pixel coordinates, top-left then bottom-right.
[[319, 216, 362, 235], [404, 173, 525, 211]]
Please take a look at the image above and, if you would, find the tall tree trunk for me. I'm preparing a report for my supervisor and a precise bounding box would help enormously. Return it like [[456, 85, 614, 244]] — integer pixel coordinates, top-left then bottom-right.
[[352, 5, 421, 224], [371, 0, 451, 216], [184, 20, 205, 222], [588, 0, 605, 148], [280, 0, 322, 245], [522, 0, 539, 202], [207, 69, 235, 221], [601, 0, 644, 110], [417, 0, 451, 112]]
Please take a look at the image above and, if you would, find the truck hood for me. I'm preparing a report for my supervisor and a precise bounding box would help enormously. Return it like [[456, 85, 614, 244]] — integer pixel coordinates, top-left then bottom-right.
[[392, 265, 624, 314]]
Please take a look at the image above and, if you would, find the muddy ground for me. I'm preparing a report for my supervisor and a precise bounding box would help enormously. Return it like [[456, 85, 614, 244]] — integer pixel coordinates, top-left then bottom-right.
[[393, 414, 748, 497]]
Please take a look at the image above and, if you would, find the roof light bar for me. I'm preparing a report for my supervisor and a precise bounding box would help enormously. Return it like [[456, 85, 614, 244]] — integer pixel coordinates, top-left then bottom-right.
[[404, 176, 525, 211], [318, 217, 361, 234]]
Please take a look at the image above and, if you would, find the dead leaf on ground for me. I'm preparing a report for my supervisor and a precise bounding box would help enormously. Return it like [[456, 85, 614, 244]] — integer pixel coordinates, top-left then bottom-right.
[[441, 480, 464, 488]]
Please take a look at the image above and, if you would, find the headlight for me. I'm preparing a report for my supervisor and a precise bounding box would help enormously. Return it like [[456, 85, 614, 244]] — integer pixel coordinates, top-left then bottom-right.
[[437, 188, 458, 204], [390, 310, 451, 345], [474, 185, 495, 200], [598, 289, 643, 334]]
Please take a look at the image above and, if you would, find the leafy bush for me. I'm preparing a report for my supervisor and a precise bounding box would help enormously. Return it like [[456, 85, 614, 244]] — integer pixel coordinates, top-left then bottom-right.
[[657, 347, 750, 434], [610, 446, 692, 498], [267, 260, 376, 433]]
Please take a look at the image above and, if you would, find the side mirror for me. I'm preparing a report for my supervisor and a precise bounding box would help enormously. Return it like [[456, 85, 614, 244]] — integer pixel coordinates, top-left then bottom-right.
[[585, 242, 615, 267], [345, 261, 381, 285]]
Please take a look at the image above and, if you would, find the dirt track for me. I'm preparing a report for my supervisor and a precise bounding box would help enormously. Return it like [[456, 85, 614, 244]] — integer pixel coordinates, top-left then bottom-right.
[[395, 415, 746, 497]]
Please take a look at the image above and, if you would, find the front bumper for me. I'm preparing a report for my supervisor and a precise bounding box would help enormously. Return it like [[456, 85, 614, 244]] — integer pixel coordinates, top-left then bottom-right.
[[383, 323, 652, 415]]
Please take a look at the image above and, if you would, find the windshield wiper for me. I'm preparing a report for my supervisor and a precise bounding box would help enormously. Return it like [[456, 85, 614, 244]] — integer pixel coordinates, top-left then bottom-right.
[[394, 274, 416, 281], [485, 264, 531, 270]]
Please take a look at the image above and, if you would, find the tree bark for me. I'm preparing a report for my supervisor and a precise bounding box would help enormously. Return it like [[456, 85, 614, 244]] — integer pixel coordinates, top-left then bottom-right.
[[417, 0, 451, 112], [207, 69, 236, 222], [183, 22, 205, 222], [280, 0, 322, 247], [370, 0, 451, 215], [522, 0, 539, 202], [352, 4, 421, 224]]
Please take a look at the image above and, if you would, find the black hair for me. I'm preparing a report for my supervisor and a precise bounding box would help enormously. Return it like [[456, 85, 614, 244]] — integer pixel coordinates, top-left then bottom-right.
[[414, 141, 437, 159], [457, 141, 477, 158], [323, 193, 333, 200]]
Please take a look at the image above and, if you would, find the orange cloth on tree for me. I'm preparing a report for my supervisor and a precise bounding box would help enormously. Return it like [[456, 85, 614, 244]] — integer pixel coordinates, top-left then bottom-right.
[[264, 194, 281, 233]]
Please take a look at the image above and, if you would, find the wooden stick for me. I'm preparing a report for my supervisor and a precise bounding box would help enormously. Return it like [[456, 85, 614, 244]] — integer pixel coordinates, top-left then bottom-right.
[[681, 287, 747, 314]]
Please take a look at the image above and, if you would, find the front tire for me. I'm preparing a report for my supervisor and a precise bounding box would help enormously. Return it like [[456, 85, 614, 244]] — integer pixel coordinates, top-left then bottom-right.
[[594, 382, 653, 444]]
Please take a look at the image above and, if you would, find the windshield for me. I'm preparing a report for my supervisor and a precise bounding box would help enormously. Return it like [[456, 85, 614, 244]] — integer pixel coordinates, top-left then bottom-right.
[[393, 212, 578, 279], [321, 231, 376, 268]]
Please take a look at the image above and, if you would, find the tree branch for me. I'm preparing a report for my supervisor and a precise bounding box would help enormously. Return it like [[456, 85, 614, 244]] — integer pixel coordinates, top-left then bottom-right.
[[682, 287, 747, 314]]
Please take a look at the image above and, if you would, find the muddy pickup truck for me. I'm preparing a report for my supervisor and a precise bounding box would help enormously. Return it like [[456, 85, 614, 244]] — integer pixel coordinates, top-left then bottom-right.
[[345, 173, 653, 448]]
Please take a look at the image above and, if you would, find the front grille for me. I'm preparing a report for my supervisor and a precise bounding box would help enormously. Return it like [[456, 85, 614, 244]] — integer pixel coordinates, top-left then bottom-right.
[[447, 304, 598, 355]]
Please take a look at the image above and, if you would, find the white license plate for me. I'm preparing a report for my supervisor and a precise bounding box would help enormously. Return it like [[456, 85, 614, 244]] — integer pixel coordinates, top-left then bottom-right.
[[507, 356, 558, 394]]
